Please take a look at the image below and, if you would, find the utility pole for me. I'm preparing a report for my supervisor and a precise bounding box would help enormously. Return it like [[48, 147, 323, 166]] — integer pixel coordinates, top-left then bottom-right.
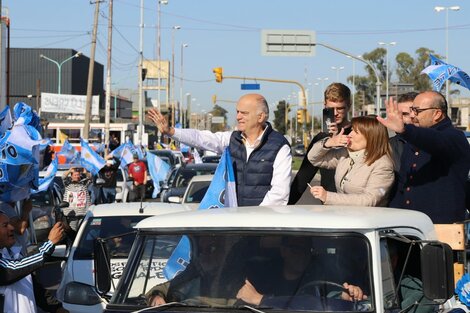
[[104, 0, 113, 156], [83, 0, 100, 140], [137, 0, 144, 145]]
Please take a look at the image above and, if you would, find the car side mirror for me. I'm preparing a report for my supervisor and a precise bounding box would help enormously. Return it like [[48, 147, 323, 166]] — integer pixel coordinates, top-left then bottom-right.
[[421, 242, 454, 301], [168, 196, 181, 203]]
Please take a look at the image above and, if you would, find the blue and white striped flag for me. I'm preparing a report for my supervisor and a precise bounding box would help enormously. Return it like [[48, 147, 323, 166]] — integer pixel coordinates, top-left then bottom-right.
[[146, 152, 171, 198], [422, 55, 470, 92], [120, 144, 135, 168], [163, 148, 237, 280], [32, 158, 58, 193], [193, 149, 202, 164], [0, 106, 12, 136], [13, 102, 41, 132], [80, 138, 105, 175]]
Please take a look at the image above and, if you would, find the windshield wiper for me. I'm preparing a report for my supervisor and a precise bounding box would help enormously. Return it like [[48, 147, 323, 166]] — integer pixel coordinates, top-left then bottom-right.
[[132, 301, 210, 313]]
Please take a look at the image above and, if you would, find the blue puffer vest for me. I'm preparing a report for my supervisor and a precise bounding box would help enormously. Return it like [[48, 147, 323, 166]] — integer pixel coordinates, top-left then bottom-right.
[[229, 123, 289, 206]]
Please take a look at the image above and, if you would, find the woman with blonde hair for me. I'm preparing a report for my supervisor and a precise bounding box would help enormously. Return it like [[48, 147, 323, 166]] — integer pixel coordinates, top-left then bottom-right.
[[308, 115, 394, 206]]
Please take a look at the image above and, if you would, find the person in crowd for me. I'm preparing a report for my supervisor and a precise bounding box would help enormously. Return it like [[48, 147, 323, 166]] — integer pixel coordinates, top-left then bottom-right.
[[128, 153, 148, 202], [308, 115, 394, 206], [236, 237, 367, 308], [97, 155, 120, 203], [289, 83, 352, 204], [389, 92, 418, 173], [148, 93, 291, 206], [108, 134, 120, 152], [378, 91, 470, 223], [62, 167, 92, 234], [0, 211, 65, 313]]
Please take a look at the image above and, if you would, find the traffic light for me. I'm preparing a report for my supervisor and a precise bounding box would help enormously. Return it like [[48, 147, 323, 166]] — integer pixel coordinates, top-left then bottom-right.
[[297, 109, 304, 124], [213, 67, 223, 83], [141, 68, 147, 81]]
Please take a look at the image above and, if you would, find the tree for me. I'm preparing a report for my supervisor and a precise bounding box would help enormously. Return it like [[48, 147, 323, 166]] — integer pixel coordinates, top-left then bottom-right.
[[273, 100, 290, 134], [209, 105, 228, 132]]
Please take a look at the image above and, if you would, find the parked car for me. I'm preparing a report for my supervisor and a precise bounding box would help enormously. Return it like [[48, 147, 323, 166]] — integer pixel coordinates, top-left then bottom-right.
[[292, 144, 306, 156], [148, 150, 180, 168], [56, 202, 190, 313], [168, 174, 213, 209], [30, 175, 64, 243], [171, 150, 185, 166], [160, 163, 217, 202]]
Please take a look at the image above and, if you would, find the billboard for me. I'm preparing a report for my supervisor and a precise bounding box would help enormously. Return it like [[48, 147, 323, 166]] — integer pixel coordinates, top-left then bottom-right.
[[143, 60, 170, 80], [41, 93, 99, 115]]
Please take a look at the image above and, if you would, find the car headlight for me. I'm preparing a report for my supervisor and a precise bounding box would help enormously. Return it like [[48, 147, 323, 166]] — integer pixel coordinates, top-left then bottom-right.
[[33, 216, 51, 230], [64, 281, 102, 305]]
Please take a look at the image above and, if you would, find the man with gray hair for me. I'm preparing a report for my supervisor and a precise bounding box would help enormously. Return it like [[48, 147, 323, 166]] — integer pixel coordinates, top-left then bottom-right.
[[148, 93, 291, 206], [378, 91, 470, 223]]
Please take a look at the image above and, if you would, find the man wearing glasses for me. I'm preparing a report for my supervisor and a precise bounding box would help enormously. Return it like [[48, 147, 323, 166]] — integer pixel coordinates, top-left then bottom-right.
[[289, 83, 352, 204], [378, 91, 470, 223]]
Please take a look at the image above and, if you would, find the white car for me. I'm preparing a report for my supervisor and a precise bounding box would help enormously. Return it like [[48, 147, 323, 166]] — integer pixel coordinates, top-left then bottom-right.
[[56, 202, 190, 313], [168, 174, 213, 209]]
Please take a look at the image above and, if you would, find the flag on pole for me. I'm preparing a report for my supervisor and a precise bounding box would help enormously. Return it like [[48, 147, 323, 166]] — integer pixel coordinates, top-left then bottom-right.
[[163, 147, 237, 280], [146, 152, 171, 198], [421, 55, 470, 92], [57, 139, 78, 164], [32, 158, 58, 193], [80, 138, 105, 175]]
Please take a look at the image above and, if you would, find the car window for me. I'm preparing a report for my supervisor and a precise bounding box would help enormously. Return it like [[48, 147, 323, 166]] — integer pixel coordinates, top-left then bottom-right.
[[185, 181, 211, 203], [175, 168, 217, 187], [74, 215, 150, 260], [30, 191, 52, 206]]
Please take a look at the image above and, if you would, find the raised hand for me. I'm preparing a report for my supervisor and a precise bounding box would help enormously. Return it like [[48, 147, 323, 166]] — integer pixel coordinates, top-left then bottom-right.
[[376, 97, 405, 134], [148, 109, 174, 136], [324, 128, 349, 148]]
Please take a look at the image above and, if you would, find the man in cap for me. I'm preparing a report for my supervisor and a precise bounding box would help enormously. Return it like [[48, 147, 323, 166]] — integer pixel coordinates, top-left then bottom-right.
[[96, 155, 120, 203], [128, 153, 148, 202]]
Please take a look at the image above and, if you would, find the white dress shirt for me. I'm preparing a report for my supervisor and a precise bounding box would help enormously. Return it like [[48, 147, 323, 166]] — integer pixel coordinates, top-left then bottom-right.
[[172, 128, 291, 205]]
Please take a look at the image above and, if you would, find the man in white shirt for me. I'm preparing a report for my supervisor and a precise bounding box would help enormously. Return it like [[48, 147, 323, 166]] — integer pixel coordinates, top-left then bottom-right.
[[148, 93, 291, 206]]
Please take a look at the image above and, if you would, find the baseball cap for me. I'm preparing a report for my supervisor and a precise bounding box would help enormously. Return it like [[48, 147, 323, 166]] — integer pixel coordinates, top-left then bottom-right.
[[133, 153, 139, 159]]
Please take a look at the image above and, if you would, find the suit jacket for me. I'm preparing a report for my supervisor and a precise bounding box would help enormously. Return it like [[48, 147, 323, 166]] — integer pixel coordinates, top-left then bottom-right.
[[308, 140, 394, 206]]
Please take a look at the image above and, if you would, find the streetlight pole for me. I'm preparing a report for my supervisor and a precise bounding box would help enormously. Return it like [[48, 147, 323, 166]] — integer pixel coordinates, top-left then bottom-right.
[[171, 25, 180, 127], [331, 66, 344, 82], [39, 51, 82, 94], [378, 41, 396, 101], [138, 0, 144, 145], [346, 55, 357, 117], [179, 43, 189, 127], [157, 0, 168, 109], [434, 5, 460, 101]]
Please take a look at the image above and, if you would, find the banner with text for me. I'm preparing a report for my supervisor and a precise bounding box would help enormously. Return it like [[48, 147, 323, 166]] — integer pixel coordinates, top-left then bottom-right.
[[41, 93, 100, 115]]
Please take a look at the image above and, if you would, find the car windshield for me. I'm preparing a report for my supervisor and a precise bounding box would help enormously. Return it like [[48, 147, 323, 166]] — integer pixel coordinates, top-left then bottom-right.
[[175, 168, 216, 188], [74, 215, 150, 260], [112, 232, 372, 312], [184, 181, 211, 203], [30, 191, 52, 206]]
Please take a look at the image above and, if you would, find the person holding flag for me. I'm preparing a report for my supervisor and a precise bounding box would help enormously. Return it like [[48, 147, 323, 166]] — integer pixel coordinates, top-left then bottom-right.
[[148, 93, 291, 206]]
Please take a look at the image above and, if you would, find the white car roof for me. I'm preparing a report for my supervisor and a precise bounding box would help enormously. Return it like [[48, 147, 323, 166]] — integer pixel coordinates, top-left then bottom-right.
[[187, 174, 214, 182], [86, 202, 191, 218], [136, 205, 435, 235]]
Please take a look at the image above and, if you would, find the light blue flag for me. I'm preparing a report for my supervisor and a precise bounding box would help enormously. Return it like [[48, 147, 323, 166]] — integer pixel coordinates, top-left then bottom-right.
[[109, 142, 126, 159], [146, 152, 171, 198], [32, 158, 58, 193], [163, 148, 237, 280], [57, 140, 78, 164], [13, 102, 41, 132], [0, 106, 12, 136], [421, 55, 470, 92], [162, 236, 191, 281], [198, 147, 238, 210], [120, 144, 135, 168], [90, 142, 105, 154], [80, 138, 105, 175]]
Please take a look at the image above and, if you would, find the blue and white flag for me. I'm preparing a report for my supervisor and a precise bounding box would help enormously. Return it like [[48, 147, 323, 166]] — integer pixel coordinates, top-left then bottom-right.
[[198, 147, 238, 209], [163, 148, 237, 280], [109, 142, 126, 159], [421, 55, 470, 92], [80, 138, 105, 175], [120, 144, 135, 167], [90, 142, 105, 154], [57, 139, 78, 164], [13, 102, 41, 132], [162, 236, 191, 281], [0, 106, 12, 136], [146, 152, 171, 198], [32, 158, 58, 193]]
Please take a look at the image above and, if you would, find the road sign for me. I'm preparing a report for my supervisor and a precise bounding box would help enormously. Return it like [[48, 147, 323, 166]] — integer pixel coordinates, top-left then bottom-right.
[[241, 83, 260, 90], [261, 30, 316, 57]]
